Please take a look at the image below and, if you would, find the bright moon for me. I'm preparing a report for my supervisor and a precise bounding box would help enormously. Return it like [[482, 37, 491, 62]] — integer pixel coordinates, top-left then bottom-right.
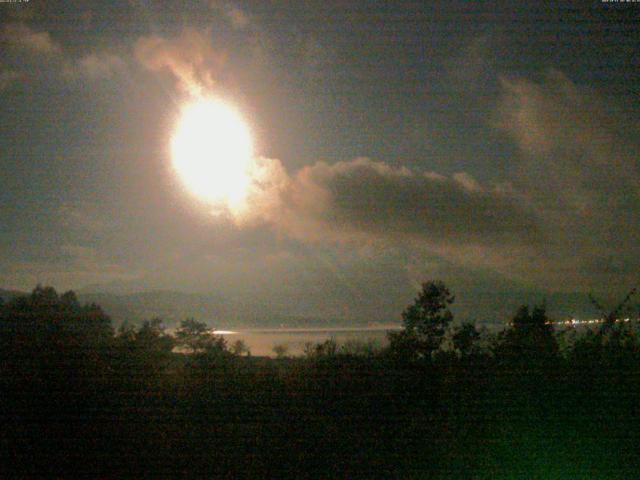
[[171, 97, 253, 208]]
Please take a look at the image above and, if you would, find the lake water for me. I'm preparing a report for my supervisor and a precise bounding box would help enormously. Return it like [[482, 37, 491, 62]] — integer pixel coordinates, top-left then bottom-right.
[[213, 325, 401, 357]]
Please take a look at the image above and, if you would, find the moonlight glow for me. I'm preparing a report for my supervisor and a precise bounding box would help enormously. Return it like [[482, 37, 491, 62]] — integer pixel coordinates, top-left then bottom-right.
[[171, 97, 253, 208]]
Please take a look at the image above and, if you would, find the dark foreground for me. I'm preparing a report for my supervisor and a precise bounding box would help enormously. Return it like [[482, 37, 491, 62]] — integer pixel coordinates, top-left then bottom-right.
[[2, 286, 639, 478]]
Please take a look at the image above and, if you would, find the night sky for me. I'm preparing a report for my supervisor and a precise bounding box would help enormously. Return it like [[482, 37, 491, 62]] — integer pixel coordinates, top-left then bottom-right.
[[1, 1, 639, 322]]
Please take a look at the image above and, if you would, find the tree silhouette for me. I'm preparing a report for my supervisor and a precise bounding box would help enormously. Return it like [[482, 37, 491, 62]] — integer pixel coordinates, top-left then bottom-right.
[[136, 318, 175, 353], [589, 287, 638, 339], [0, 285, 113, 351], [498, 305, 558, 360], [273, 343, 289, 359], [231, 339, 250, 356], [3, 283, 640, 477], [389, 280, 455, 360], [175, 318, 227, 354], [452, 322, 481, 357], [0, 285, 114, 408]]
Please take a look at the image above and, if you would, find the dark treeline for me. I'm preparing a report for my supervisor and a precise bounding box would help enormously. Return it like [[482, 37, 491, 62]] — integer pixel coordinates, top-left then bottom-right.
[[2, 283, 640, 478]]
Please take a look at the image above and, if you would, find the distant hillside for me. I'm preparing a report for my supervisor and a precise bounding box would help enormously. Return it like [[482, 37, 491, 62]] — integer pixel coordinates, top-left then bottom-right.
[[77, 291, 337, 328], [0, 285, 612, 329], [0, 287, 377, 328], [78, 291, 233, 328], [452, 287, 602, 325], [72, 288, 609, 328]]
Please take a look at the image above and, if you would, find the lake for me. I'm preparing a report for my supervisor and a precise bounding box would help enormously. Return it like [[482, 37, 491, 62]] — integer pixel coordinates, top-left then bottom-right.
[[213, 325, 401, 357]]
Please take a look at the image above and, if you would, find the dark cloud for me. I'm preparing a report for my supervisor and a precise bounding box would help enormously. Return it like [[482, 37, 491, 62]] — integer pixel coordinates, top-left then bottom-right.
[[262, 158, 541, 248], [495, 70, 640, 290], [497, 70, 640, 193]]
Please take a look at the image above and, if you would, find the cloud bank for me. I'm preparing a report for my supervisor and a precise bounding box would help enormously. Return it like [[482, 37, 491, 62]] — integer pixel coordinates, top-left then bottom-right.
[[263, 158, 540, 248]]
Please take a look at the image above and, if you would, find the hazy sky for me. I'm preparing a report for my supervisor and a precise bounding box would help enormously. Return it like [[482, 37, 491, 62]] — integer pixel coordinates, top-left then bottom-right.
[[1, 1, 639, 321]]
